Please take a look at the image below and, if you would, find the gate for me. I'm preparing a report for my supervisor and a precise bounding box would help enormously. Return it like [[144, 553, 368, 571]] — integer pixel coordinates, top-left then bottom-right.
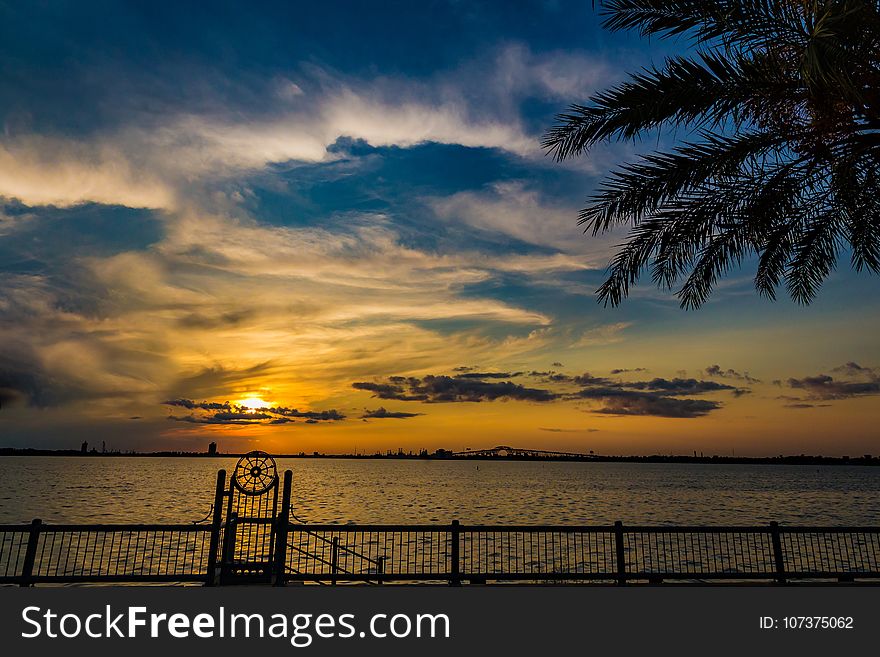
[[211, 451, 292, 584]]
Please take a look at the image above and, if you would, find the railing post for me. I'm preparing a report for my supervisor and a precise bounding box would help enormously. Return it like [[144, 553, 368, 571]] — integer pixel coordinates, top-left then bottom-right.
[[331, 537, 339, 586], [770, 521, 786, 584], [450, 519, 461, 586], [614, 520, 626, 586], [376, 556, 385, 586], [19, 518, 42, 587], [205, 470, 226, 586], [272, 470, 292, 587], [220, 512, 238, 585]]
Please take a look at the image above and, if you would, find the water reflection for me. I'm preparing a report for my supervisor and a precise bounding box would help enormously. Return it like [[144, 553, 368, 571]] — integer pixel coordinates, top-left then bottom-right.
[[0, 456, 877, 526]]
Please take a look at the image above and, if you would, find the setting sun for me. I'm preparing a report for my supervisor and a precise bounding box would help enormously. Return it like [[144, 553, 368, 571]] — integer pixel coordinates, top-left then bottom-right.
[[238, 397, 272, 410]]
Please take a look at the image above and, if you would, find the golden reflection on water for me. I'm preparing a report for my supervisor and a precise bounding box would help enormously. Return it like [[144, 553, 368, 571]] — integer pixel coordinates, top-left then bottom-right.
[[0, 456, 877, 526]]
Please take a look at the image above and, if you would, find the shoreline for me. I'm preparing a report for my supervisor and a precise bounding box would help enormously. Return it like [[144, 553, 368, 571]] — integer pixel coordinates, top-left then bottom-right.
[[0, 447, 877, 466]]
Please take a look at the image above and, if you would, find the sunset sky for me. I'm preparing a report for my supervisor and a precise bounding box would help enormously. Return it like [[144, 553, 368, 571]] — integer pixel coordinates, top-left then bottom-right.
[[1, 1, 878, 456]]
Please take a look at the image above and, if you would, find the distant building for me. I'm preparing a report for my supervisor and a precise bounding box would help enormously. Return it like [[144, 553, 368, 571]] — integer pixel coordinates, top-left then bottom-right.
[[81, 441, 88, 454], [207, 442, 217, 456]]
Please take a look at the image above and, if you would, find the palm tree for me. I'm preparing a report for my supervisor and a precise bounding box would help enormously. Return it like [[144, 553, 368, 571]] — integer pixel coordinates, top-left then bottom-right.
[[544, 0, 880, 308]]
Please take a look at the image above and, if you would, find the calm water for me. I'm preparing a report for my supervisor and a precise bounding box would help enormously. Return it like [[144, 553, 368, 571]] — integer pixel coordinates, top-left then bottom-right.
[[0, 456, 878, 526]]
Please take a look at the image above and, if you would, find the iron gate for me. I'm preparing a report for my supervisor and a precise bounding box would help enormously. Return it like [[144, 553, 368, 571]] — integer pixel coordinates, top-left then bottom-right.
[[210, 451, 292, 584]]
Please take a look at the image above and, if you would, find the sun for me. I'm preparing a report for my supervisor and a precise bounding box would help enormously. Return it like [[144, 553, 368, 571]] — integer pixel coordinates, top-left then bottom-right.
[[238, 397, 272, 411]]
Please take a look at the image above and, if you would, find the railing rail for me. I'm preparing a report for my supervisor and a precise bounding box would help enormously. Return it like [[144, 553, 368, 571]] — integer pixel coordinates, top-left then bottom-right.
[[2, 520, 879, 586]]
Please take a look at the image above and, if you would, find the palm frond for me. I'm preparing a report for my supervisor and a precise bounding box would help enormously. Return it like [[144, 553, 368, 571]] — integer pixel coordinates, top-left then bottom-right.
[[543, 0, 880, 307]]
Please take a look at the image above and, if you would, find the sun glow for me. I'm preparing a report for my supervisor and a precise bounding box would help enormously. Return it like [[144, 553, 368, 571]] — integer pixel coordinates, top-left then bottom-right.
[[238, 397, 272, 411]]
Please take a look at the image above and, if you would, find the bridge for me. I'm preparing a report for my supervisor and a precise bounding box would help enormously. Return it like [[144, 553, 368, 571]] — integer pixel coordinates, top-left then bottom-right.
[[451, 445, 599, 459]]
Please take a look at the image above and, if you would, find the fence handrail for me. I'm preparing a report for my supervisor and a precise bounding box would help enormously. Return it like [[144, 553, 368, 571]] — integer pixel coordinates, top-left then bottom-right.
[[286, 522, 880, 532], [3, 519, 879, 586], [4, 521, 880, 532]]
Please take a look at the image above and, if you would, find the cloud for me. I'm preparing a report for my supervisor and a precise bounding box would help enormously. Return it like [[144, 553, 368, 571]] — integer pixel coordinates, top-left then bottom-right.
[[610, 368, 646, 374], [0, 139, 175, 209], [572, 373, 613, 386], [626, 378, 736, 395], [269, 406, 346, 421], [163, 399, 344, 424], [787, 372, 880, 400], [361, 407, 423, 419], [454, 371, 522, 379], [0, 43, 609, 211], [705, 364, 760, 383], [430, 181, 614, 259], [352, 367, 735, 418], [584, 390, 722, 418], [567, 374, 738, 418], [169, 413, 271, 425], [162, 399, 233, 411], [570, 322, 632, 348], [353, 374, 558, 403], [832, 362, 879, 378]]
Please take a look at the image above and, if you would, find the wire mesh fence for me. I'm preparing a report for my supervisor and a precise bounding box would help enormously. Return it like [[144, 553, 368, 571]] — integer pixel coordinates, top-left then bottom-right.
[[621, 527, 777, 580], [2, 520, 880, 586], [0, 526, 29, 581], [285, 526, 451, 582], [779, 528, 880, 578], [459, 527, 616, 582]]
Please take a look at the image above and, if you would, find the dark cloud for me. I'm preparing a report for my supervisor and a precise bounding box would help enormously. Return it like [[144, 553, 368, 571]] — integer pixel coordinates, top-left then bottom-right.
[[587, 391, 722, 418], [454, 371, 522, 379], [0, 349, 130, 409], [351, 368, 741, 419], [169, 413, 265, 425], [353, 375, 557, 403], [626, 377, 736, 395], [832, 362, 879, 378], [572, 373, 613, 386], [783, 403, 832, 409], [163, 399, 344, 424], [551, 362, 564, 367], [0, 367, 42, 408], [787, 372, 880, 400], [361, 407, 422, 419], [610, 367, 646, 374], [705, 365, 760, 383], [0, 344, 102, 408], [214, 411, 272, 421], [269, 406, 346, 421], [162, 398, 232, 410], [573, 387, 722, 418], [352, 381, 427, 401]]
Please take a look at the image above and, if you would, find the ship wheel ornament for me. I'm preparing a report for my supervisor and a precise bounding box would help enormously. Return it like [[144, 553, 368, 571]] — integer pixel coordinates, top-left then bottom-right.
[[232, 451, 277, 495]]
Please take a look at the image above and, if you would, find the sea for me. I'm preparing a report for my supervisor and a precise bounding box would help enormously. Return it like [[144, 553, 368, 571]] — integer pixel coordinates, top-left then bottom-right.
[[0, 456, 877, 526]]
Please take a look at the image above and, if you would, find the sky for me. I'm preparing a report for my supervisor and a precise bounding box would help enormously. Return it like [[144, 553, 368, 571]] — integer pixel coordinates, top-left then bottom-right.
[[1, 1, 878, 456]]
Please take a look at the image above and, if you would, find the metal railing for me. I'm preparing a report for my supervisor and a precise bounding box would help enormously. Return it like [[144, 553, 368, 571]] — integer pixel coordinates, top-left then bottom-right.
[[0, 521, 213, 585], [2, 519, 879, 586]]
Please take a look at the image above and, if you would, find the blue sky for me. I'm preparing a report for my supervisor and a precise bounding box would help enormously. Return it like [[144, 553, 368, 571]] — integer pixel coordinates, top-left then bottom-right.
[[1, 1, 878, 455]]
